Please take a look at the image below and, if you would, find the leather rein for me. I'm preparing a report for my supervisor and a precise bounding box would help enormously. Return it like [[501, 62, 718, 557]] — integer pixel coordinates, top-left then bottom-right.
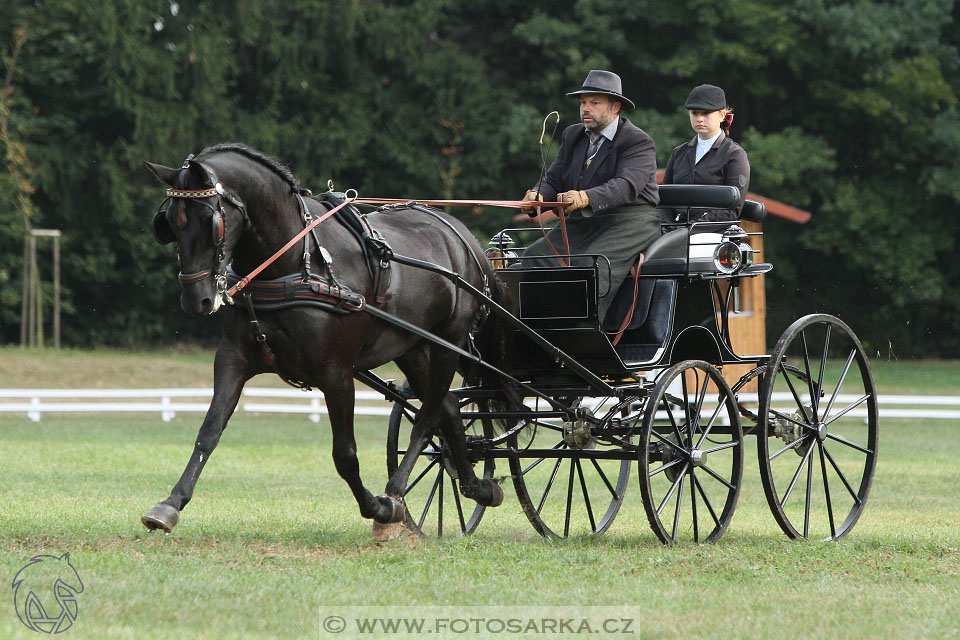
[[164, 184, 572, 307]]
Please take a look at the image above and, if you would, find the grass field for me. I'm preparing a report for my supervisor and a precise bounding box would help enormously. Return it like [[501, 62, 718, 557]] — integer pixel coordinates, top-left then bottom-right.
[[1, 348, 959, 639]]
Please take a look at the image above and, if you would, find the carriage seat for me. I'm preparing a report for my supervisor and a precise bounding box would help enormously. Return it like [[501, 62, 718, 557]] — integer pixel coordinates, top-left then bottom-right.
[[657, 184, 767, 224]]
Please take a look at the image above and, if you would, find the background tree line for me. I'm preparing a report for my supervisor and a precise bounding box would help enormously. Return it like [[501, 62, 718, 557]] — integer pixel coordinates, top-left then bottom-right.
[[1, 0, 958, 356]]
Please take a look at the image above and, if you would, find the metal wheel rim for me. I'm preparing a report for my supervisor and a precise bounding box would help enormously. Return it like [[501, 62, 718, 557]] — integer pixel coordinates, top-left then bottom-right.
[[386, 382, 494, 537], [757, 314, 879, 541], [638, 360, 743, 544], [509, 394, 636, 539]]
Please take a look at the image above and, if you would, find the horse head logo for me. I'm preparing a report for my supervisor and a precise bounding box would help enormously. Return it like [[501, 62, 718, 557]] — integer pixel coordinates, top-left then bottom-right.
[[11, 553, 84, 634]]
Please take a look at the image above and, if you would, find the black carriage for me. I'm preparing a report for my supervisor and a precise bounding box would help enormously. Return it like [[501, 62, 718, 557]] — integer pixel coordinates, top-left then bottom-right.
[[384, 184, 878, 543]]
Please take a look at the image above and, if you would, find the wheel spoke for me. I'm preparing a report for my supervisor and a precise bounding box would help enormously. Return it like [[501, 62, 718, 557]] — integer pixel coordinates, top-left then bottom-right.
[[694, 474, 721, 528], [649, 458, 686, 478], [521, 442, 564, 476], [803, 441, 813, 538], [451, 475, 467, 533], [823, 394, 870, 427], [694, 399, 727, 450], [816, 325, 832, 417], [536, 457, 564, 515], [779, 439, 815, 509], [651, 429, 688, 455], [822, 445, 863, 505], [418, 470, 442, 529], [818, 442, 836, 539], [799, 330, 819, 422], [702, 441, 738, 455], [779, 358, 810, 420], [825, 430, 873, 455], [671, 474, 686, 541], [564, 459, 575, 538], [575, 459, 597, 532], [663, 398, 684, 444], [437, 470, 444, 537], [698, 461, 737, 491], [769, 435, 807, 461], [405, 457, 440, 495], [690, 470, 700, 543], [656, 463, 689, 516], [692, 372, 710, 440], [823, 349, 856, 419], [681, 374, 692, 443], [588, 456, 620, 500]]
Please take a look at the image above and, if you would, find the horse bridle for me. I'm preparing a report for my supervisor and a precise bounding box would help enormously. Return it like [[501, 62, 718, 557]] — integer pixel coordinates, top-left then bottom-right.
[[155, 158, 248, 302]]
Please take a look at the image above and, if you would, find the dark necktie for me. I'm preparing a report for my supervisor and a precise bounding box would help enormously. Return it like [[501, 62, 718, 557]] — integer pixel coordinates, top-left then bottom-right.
[[585, 133, 602, 167]]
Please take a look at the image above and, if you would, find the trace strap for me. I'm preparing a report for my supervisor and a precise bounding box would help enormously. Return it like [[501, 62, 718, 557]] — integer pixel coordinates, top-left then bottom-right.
[[226, 195, 355, 298]]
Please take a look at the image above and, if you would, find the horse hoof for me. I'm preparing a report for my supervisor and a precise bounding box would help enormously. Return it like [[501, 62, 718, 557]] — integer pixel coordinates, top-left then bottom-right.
[[485, 480, 504, 508], [141, 503, 180, 532], [372, 520, 408, 542], [376, 495, 406, 524]]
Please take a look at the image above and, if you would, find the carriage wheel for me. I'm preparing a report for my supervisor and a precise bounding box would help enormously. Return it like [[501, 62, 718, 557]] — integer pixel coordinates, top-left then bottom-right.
[[509, 394, 636, 539], [639, 360, 743, 544], [758, 314, 878, 541], [386, 383, 495, 537]]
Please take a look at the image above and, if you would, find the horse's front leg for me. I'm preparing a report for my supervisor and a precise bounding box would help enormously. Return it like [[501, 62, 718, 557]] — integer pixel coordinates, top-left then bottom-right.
[[324, 376, 404, 529], [141, 343, 251, 533]]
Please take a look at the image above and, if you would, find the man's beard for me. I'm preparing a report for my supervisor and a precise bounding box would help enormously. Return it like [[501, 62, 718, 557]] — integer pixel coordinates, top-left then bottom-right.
[[584, 110, 614, 132]]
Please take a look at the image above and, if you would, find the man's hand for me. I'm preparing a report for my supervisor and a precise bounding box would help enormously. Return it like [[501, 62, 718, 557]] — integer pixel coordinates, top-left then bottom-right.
[[558, 190, 589, 211], [520, 190, 544, 217]]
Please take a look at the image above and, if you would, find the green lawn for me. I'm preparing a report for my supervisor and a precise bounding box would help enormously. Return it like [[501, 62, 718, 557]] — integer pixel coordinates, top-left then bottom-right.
[[1, 408, 958, 639], [1, 349, 959, 638]]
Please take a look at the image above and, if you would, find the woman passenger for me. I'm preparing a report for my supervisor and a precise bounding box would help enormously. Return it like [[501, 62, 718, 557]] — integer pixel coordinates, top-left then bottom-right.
[[662, 84, 750, 221]]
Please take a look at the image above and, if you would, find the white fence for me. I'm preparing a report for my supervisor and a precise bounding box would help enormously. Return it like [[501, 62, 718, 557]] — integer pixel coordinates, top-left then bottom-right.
[[1, 388, 959, 423], [0, 388, 392, 423]]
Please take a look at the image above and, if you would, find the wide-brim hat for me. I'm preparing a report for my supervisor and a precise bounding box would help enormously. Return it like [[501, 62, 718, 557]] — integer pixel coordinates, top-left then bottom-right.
[[684, 84, 727, 111], [566, 70, 635, 111]]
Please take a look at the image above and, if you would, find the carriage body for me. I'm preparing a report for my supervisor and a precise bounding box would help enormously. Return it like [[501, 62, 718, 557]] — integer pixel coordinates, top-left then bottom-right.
[[391, 185, 878, 543]]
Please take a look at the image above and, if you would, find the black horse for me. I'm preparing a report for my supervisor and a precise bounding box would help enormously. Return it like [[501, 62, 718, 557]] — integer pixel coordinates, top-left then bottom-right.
[[142, 143, 505, 539]]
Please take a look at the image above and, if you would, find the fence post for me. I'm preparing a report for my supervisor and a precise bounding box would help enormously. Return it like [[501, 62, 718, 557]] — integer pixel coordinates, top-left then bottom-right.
[[28, 396, 41, 422], [161, 395, 174, 422]]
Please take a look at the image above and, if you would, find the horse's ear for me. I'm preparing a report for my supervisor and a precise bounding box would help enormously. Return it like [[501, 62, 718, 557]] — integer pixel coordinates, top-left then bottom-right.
[[186, 159, 212, 185], [144, 161, 179, 186]]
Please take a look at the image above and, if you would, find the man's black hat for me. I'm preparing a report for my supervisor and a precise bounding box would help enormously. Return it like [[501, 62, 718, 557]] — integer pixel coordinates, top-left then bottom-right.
[[684, 84, 727, 111], [567, 70, 635, 111]]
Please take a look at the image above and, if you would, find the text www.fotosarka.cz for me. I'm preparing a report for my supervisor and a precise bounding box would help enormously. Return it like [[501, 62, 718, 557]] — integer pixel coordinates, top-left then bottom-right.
[[318, 606, 646, 638]]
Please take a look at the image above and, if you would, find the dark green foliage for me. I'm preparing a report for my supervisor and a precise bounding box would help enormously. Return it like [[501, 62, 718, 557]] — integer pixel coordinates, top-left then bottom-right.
[[0, 0, 957, 354]]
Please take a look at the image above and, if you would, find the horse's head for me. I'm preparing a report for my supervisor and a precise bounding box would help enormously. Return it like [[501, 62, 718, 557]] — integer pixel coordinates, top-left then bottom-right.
[[145, 155, 248, 315]]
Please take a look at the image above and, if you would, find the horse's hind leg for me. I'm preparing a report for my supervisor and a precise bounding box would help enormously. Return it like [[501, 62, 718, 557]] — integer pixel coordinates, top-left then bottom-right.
[[323, 375, 405, 529], [395, 346, 503, 509], [142, 342, 251, 533]]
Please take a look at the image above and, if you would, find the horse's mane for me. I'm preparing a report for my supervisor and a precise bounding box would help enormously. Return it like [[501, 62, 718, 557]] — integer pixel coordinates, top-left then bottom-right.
[[198, 142, 300, 192]]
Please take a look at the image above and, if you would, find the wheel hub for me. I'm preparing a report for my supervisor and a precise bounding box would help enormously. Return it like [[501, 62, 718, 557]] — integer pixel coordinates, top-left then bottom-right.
[[773, 404, 813, 456], [563, 407, 596, 449], [815, 421, 828, 442], [660, 433, 684, 482], [690, 449, 708, 467]]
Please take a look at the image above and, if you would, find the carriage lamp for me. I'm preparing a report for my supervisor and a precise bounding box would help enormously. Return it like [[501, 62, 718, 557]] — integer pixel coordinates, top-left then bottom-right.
[[488, 231, 515, 250], [714, 226, 756, 274], [486, 232, 518, 269], [714, 241, 743, 273]]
